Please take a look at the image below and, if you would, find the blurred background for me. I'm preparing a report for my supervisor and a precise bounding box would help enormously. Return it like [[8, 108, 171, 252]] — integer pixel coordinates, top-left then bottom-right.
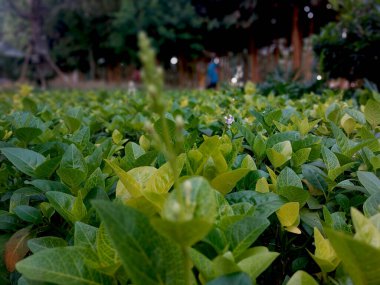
[[0, 0, 379, 89]]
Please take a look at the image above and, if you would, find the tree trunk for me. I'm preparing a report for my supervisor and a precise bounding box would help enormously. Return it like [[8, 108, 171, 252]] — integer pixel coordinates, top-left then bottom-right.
[[178, 54, 186, 87], [19, 44, 32, 82], [249, 36, 260, 82], [30, 0, 68, 84], [89, 49, 96, 80], [291, 4, 302, 75], [9, 0, 69, 84]]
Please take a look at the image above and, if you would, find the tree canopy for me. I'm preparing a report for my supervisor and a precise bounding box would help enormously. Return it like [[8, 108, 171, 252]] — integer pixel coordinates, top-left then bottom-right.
[[0, 0, 336, 82]]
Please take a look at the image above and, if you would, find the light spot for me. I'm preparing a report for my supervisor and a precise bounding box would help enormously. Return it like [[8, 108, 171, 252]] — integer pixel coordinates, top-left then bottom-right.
[[170, 57, 178, 65]]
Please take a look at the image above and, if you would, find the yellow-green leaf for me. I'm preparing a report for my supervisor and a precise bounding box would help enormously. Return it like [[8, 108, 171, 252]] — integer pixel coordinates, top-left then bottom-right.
[[276, 202, 300, 230], [255, 177, 269, 193], [211, 168, 250, 195]]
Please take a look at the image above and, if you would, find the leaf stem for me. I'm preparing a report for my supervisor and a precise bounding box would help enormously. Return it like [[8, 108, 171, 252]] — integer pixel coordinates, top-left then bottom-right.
[[182, 246, 191, 285]]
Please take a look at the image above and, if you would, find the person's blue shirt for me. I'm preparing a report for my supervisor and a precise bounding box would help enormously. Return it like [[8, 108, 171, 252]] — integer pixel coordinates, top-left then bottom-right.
[[207, 62, 218, 84]]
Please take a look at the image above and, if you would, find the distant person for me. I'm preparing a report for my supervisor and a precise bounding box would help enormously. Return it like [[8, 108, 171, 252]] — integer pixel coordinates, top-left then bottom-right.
[[206, 57, 219, 89]]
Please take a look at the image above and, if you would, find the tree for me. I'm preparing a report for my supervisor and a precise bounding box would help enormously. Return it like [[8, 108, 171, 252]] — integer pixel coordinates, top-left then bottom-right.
[[109, 0, 203, 65], [0, 0, 70, 86], [313, 0, 380, 86], [47, 0, 121, 79], [192, 0, 315, 82]]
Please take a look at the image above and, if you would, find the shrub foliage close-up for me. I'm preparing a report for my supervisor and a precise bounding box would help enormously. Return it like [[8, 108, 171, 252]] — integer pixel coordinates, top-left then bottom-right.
[[0, 34, 380, 285]]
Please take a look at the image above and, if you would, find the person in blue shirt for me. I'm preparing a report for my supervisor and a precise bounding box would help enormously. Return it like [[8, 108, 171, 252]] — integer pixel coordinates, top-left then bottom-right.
[[206, 57, 219, 89]]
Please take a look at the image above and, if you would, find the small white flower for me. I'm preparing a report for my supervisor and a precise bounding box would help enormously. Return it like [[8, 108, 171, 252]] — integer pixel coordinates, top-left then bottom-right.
[[224, 114, 235, 128]]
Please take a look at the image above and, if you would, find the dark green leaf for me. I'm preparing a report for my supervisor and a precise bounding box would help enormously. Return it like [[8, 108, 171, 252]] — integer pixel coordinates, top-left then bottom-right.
[[0, 148, 45, 177], [93, 201, 186, 285]]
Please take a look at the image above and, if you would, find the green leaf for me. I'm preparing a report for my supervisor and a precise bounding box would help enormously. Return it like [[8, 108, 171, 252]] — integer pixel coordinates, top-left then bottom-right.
[[266, 132, 299, 149], [237, 247, 279, 280], [34, 156, 61, 178], [74, 222, 98, 252], [203, 227, 229, 254], [16, 247, 114, 285], [154, 117, 176, 143], [286, 271, 318, 285], [93, 201, 186, 285], [70, 126, 91, 146], [95, 223, 120, 275], [302, 164, 328, 193], [276, 202, 301, 234], [145, 154, 185, 193], [364, 99, 380, 127], [134, 151, 158, 168], [278, 187, 309, 206], [266, 141, 292, 168], [83, 168, 105, 197], [27, 237, 67, 253], [0, 211, 19, 231], [277, 167, 303, 189], [264, 110, 282, 126], [225, 216, 270, 258], [189, 248, 215, 281], [255, 177, 269, 193], [321, 147, 340, 171], [330, 122, 350, 155], [357, 171, 380, 195], [9, 193, 29, 213], [211, 169, 250, 195], [346, 139, 378, 158], [291, 148, 311, 167], [236, 123, 255, 147], [46, 192, 87, 223], [345, 108, 366, 125], [226, 191, 286, 218], [106, 160, 141, 197], [326, 103, 341, 124], [241, 155, 257, 170], [206, 272, 252, 285], [121, 142, 145, 170], [351, 208, 380, 248], [0, 148, 46, 177], [253, 134, 266, 160], [14, 128, 42, 143], [152, 177, 217, 246], [13, 206, 42, 224], [25, 179, 70, 194], [328, 163, 356, 181], [323, 207, 351, 233], [277, 167, 309, 204], [213, 252, 240, 276], [300, 209, 323, 232], [63, 115, 81, 133], [308, 228, 340, 272], [364, 193, 380, 217], [116, 167, 155, 196], [326, 228, 380, 285], [57, 144, 88, 190], [39, 202, 55, 220], [112, 129, 123, 144]]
